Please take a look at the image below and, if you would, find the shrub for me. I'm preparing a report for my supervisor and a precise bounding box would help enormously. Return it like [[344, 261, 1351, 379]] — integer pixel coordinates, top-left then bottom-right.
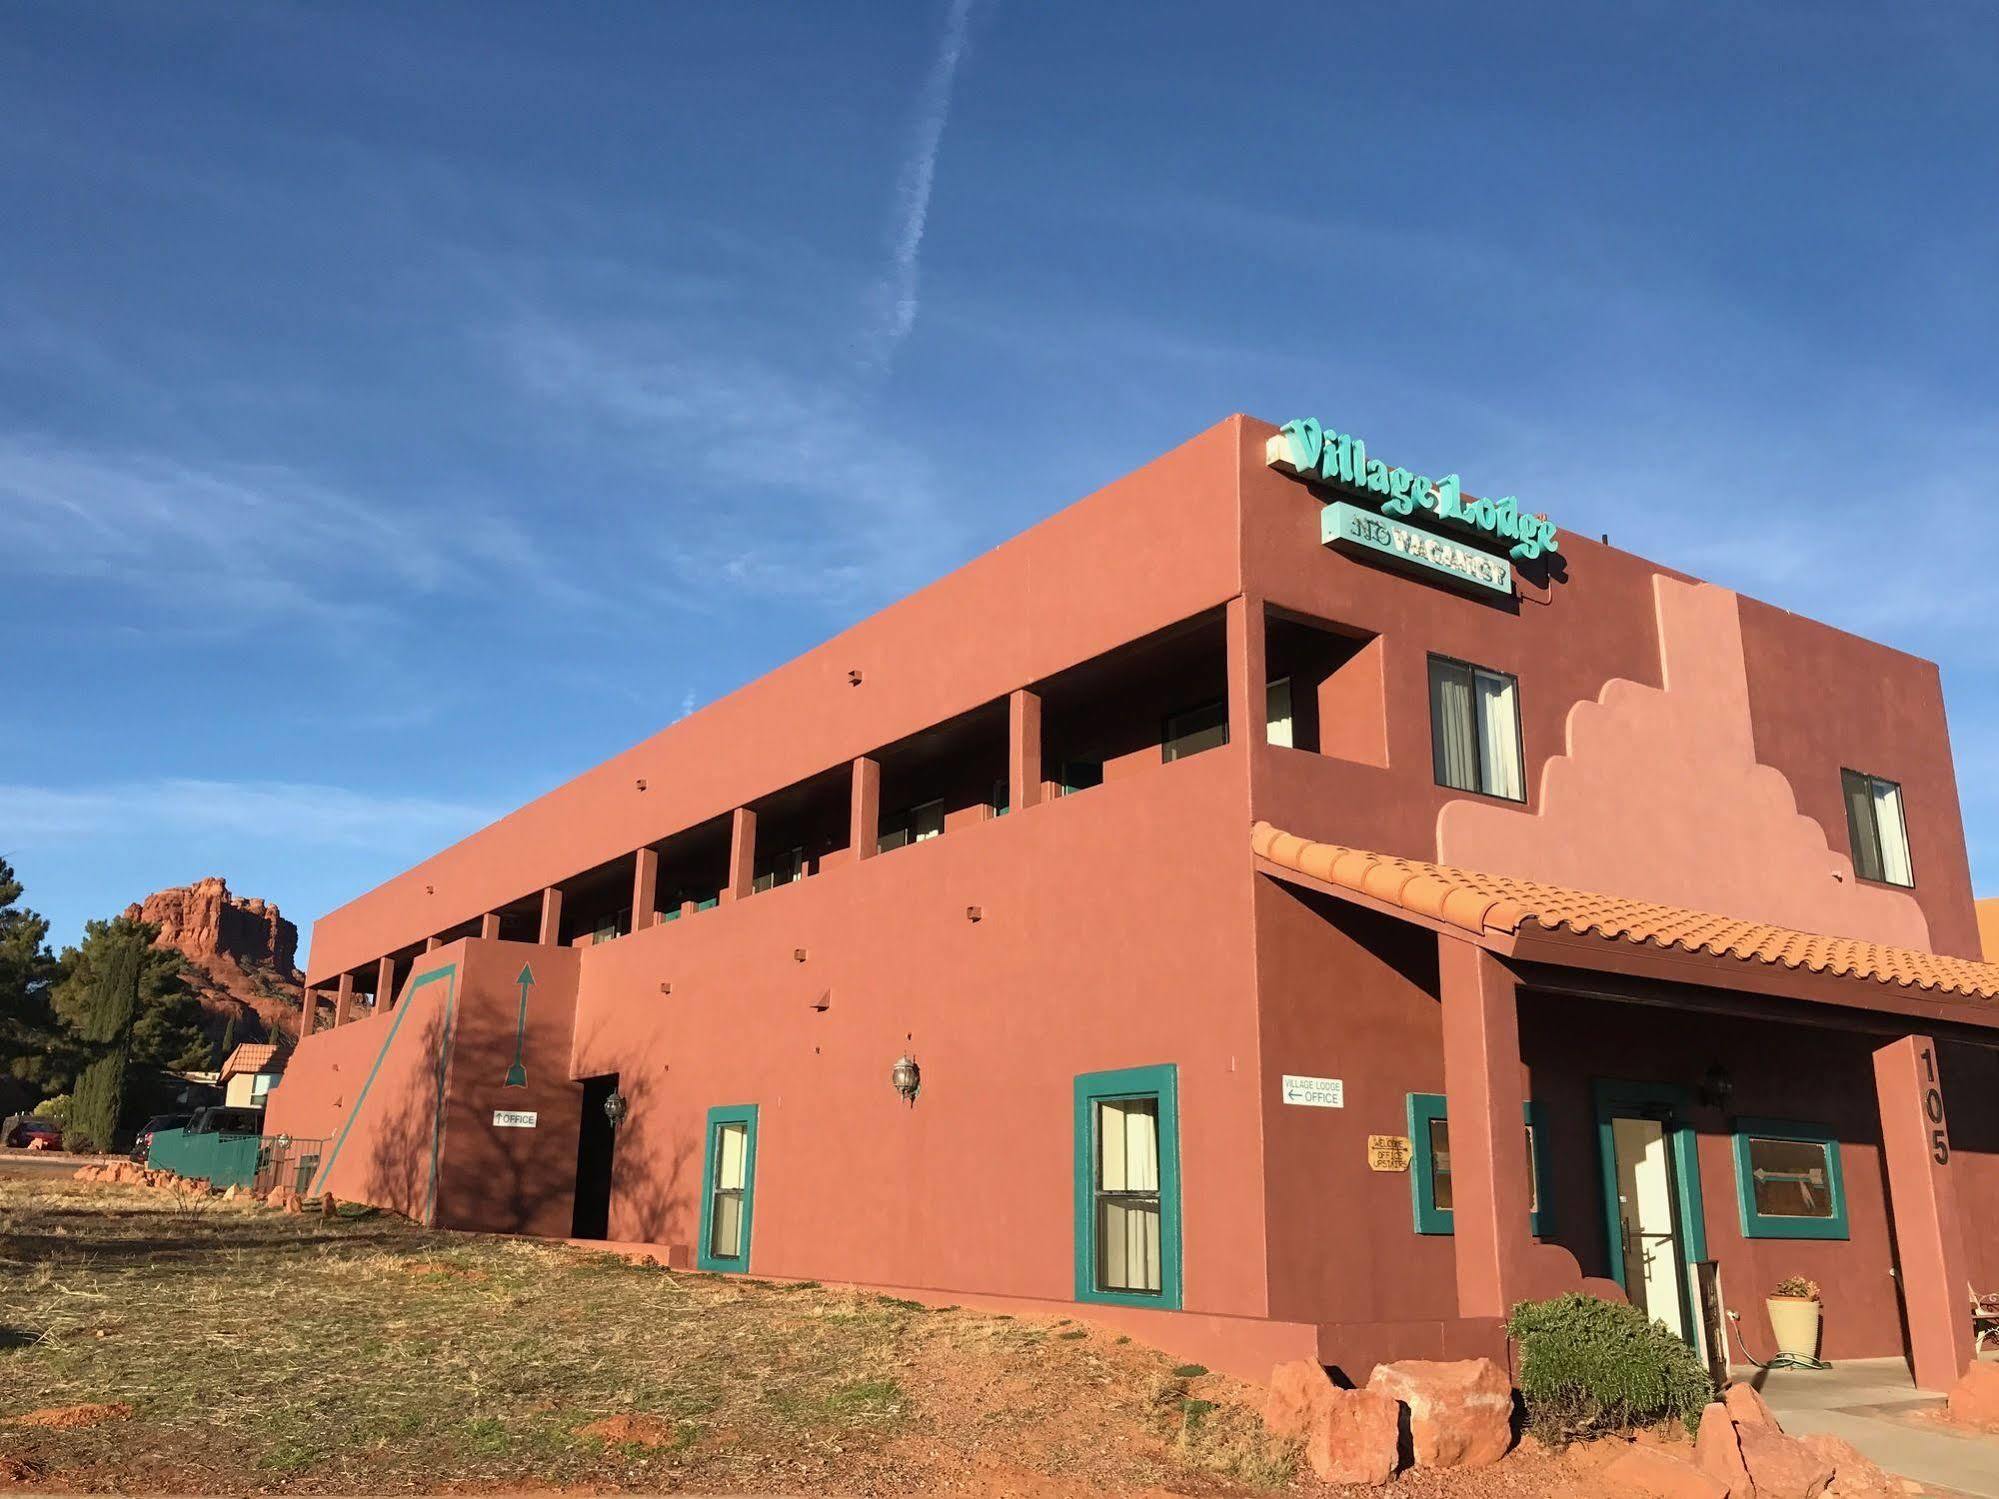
[[1772, 1276, 1820, 1301], [1507, 1293, 1713, 1442]]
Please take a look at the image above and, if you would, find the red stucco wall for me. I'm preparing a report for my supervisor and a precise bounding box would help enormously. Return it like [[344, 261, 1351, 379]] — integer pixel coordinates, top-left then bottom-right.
[[567, 745, 1273, 1317]]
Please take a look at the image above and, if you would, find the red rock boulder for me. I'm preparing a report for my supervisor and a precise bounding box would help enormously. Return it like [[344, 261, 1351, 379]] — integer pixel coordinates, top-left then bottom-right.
[[1798, 1433, 1901, 1498], [1946, 1361, 1999, 1432], [1722, 1380, 1780, 1429], [1262, 1361, 1399, 1486], [1602, 1443, 1728, 1499], [1367, 1357, 1513, 1469], [1694, 1401, 1752, 1499], [1736, 1423, 1835, 1499]]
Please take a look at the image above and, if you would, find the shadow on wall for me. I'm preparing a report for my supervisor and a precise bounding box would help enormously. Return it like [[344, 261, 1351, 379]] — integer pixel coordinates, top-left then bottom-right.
[[568, 1014, 698, 1249]]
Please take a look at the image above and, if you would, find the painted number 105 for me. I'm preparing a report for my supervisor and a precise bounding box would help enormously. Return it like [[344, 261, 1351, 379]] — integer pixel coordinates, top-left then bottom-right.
[[1920, 1045, 1950, 1166]]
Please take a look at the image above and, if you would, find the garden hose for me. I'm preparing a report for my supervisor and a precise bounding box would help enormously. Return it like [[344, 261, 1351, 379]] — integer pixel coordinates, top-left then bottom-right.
[[1724, 1308, 1832, 1372]]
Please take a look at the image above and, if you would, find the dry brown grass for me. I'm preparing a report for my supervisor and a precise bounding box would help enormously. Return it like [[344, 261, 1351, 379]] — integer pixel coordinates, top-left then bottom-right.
[[0, 1176, 1294, 1494]]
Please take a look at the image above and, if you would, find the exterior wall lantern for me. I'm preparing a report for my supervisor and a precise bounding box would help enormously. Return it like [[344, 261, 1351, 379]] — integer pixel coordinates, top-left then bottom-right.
[[891, 1052, 921, 1106], [1698, 1063, 1734, 1112], [604, 1090, 629, 1128]]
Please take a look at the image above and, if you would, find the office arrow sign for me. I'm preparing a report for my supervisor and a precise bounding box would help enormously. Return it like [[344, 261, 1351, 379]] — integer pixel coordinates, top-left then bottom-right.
[[504, 963, 533, 1087]]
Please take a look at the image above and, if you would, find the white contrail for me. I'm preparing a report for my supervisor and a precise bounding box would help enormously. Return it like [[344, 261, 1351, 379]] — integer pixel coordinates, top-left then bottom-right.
[[876, 0, 978, 363]]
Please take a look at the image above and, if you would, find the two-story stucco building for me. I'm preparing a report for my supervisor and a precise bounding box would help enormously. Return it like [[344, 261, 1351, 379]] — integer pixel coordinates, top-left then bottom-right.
[[265, 414, 1998, 1389]]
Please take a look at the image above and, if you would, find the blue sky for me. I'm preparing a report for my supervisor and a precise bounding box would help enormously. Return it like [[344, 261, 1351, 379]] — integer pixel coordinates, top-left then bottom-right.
[[3, 1, 1995, 964]]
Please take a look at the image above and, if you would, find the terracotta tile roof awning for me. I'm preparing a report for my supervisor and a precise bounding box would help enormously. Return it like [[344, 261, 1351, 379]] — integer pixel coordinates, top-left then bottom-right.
[[1251, 822, 1999, 1003], [220, 1043, 281, 1080]]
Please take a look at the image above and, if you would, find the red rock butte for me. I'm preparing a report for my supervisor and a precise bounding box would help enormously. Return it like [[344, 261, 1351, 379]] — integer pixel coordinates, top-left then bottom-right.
[[126, 876, 299, 975]]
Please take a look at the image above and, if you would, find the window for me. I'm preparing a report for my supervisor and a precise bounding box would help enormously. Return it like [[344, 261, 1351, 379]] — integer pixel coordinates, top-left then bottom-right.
[[1407, 1093, 1552, 1236], [880, 799, 946, 852], [752, 849, 805, 893], [990, 779, 1010, 818], [1731, 1118, 1848, 1240], [592, 908, 629, 944], [698, 1105, 759, 1270], [1429, 657, 1524, 801], [1842, 770, 1913, 887], [1074, 1065, 1181, 1308], [1055, 760, 1103, 797], [1266, 677, 1295, 748], [1163, 700, 1229, 763]]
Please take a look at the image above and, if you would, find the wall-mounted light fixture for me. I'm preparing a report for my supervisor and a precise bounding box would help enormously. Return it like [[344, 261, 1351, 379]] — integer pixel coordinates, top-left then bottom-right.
[[847, 669, 864, 686], [891, 1051, 921, 1106], [1698, 1062, 1734, 1112], [966, 905, 983, 923], [658, 981, 671, 996], [635, 778, 648, 792], [793, 947, 808, 963], [604, 1090, 629, 1128]]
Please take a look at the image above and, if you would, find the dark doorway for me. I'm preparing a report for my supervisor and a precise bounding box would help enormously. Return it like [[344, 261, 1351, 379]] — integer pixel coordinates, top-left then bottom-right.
[[572, 1075, 618, 1239]]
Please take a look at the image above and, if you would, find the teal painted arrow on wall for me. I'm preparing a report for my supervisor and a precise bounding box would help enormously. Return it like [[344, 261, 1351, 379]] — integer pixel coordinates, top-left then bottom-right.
[[505, 963, 534, 1087]]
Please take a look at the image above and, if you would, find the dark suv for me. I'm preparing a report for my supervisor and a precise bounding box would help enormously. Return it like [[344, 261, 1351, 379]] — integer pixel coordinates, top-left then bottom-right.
[[131, 1113, 192, 1162], [186, 1106, 264, 1136]]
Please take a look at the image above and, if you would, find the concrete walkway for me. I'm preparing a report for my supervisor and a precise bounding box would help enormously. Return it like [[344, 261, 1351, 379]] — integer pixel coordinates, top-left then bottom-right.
[[1743, 1356, 1999, 1498]]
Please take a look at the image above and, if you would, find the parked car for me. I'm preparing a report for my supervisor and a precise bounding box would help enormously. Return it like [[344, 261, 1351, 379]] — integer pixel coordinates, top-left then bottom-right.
[[2, 1115, 64, 1150], [185, 1106, 264, 1136], [131, 1113, 192, 1162]]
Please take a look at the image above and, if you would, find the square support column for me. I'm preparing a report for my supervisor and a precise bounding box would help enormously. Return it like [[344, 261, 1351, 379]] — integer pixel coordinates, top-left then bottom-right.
[[333, 973, 354, 1028], [631, 847, 660, 931], [300, 988, 318, 1039], [1873, 1034, 1972, 1391], [1226, 595, 1267, 755], [538, 886, 563, 945], [851, 756, 881, 860], [480, 912, 501, 940], [1009, 688, 1042, 814], [1439, 936, 1537, 1320], [376, 955, 397, 1012], [424, 935, 442, 953], [725, 807, 756, 902]]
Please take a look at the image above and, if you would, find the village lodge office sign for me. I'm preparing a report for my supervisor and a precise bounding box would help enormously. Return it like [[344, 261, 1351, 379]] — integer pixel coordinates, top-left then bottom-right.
[[1265, 419, 1563, 575]]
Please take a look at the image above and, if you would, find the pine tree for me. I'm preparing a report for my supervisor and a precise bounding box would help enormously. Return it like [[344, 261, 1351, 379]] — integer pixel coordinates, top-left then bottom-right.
[[0, 858, 61, 1091], [50, 917, 209, 1089], [215, 1013, 237, 1070], [70, 930, 143, 1152]]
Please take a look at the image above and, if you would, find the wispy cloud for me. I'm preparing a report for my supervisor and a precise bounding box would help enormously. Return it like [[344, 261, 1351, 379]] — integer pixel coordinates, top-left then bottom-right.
[[869, 0, 981, 368], [0, 437, 600, 632], [0, 778, 496, 849], [502, 315, 964, 610]]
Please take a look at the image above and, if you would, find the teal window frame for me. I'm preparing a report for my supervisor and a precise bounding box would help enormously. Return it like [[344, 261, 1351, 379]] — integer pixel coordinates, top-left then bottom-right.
[[1406, 1093, 1553, 1237], [697, 1104, 759, 1272], [1731, 1117, 1849, 1241], [1074, 1065, 1182, 1310]]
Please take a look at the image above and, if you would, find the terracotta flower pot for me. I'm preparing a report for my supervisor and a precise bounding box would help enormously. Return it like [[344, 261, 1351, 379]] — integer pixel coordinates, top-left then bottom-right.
[[1767, 1295, 1822, 1359]]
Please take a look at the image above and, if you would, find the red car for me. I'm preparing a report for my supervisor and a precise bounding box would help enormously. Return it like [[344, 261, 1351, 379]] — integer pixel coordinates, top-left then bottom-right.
[[2, 1115, 63, 1150]]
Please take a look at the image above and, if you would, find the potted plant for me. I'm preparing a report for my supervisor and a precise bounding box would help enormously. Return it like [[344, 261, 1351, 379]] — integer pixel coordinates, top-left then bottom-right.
[[1767, 1276, 1822, 1360]]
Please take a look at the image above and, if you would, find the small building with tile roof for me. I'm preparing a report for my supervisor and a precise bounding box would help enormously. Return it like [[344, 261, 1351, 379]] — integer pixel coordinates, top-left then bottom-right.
[[266, 415, 1999, 1391], [218, 1041, 284, 1109]]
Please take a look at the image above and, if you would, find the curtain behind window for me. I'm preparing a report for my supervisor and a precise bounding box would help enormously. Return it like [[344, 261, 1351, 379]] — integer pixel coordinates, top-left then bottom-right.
[[1430, 662, 1478, 792], [1475, 670, 1522, 800], [1873, 782, 1912, 885], [1843, 770, 1884, 882]]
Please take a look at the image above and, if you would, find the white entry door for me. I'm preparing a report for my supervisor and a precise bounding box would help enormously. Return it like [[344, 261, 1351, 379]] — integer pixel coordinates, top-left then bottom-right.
[[1612, 1116, 1688, 1339]]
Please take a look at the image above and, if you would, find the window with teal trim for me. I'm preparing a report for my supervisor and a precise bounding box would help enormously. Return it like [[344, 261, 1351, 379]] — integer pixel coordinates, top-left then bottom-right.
[[1731, 1118, 1848, 1240], [698, 1104, 759, 1271], [1407, 1093, 1552, 1237], [1074, 1065, 1181, 1309]]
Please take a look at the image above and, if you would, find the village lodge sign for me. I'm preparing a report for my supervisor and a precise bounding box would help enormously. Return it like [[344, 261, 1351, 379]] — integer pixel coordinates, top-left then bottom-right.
[[1266, 418, 1563, 595]]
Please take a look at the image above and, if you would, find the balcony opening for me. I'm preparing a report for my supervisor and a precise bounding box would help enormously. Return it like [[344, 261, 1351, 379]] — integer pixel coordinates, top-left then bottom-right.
[[657, 815, 732, 920], [751, 763, 851, 892], [1265, 608, 1388, 768], [1039, 608, 1230, 797], [560, 856, 635, 947], [491, 893, 542, 944], [875, 699, 1009, 852]]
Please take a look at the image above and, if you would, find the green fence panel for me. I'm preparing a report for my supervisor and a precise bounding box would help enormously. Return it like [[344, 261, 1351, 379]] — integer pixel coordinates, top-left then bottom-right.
[[147, 1128, 263, 1189]]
